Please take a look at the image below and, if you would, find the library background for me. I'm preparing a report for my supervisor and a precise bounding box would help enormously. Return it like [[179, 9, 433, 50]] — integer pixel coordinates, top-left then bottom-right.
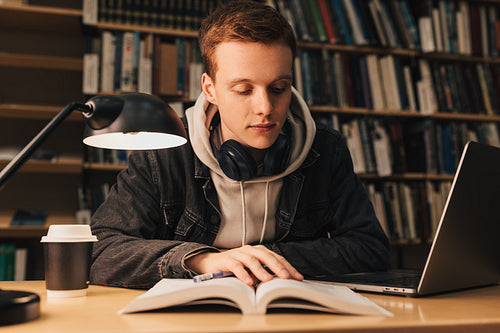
[[1, 0, 499, 281]]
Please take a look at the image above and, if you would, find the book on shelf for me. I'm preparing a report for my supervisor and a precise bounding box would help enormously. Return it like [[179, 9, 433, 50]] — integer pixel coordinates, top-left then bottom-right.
[[81, 182, 112, 214], [113, 32, 124, 92], [138, 33, 154, 94], [318, 0, 337, 44], [366, 183, 390, 237], [10, 209, 47, 226], [84, 146, 129, 165], [156, 40, 179, 96], [307, 0, 328, 43], [342, 119, 366, 174], [277, 0, 500, 57], [296, 48, 500, 115], [371, 120, 392, 177], [101, 31, 116, 93], [343, 0, 369, 45], [83, 0, 98, 25], [0, 244, 27, 281], [372, 180, 452, 241], [118, 277, 392, 316], [83, 53, 99, 94], [120, 31, 138, 92], [93, 0, 220, 31], [86, 30, 205, 97], [329, 115, 500, 179]]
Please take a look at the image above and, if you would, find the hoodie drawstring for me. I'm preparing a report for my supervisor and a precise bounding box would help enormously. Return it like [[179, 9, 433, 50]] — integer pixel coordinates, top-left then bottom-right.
[[259, 181, 270, 244], [240, 181, 247, 246]]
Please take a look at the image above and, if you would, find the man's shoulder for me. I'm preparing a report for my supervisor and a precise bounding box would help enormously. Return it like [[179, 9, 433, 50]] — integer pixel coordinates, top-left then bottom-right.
[[313, 123, 345, 147]]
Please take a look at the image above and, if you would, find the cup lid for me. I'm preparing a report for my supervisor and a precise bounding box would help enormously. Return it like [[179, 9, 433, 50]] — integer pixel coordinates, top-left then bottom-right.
[[41, 224, 98, 243]]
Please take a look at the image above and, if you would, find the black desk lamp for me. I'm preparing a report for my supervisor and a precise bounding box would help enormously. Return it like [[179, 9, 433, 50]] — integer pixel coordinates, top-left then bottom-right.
[[0, 93, 187, 326]]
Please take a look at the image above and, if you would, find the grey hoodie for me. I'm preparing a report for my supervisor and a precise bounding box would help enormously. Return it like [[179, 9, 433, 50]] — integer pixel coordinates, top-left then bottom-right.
[[186, 87, 316, 248]]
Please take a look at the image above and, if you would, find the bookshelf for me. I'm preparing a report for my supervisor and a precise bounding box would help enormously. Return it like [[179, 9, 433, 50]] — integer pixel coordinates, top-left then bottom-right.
[[80, 0, 499, 269], [276, 0, 500, 268], [0, 0, 86, 215], [0, 1, 86, 279]]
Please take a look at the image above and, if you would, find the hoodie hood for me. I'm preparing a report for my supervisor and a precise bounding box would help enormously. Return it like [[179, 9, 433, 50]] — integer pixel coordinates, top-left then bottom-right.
[[185, 87, 316, 248], [186, 87, 316, 182]]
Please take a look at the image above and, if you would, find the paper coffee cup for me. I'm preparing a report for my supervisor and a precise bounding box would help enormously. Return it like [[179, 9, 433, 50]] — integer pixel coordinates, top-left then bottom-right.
[[41, 225, 97, 297]]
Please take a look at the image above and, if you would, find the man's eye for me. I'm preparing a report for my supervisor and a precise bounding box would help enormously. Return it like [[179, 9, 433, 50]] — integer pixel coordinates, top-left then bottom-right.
[[271, 87, 286, 94], [236, 90, 251, 95]]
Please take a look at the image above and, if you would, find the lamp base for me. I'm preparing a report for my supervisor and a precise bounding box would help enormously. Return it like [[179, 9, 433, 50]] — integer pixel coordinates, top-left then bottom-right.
[[0, 290, 40, 326]]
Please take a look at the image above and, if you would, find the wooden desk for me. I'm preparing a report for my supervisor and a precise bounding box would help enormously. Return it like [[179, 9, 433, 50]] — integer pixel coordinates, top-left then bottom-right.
[[1, 281, 500, 332]]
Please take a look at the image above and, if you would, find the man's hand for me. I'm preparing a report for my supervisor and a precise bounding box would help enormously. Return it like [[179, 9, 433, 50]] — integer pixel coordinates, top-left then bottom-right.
[[185, 245, 303, 285]]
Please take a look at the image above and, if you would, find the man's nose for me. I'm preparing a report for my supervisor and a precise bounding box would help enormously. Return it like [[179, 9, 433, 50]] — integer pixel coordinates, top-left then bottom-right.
[[253, 90, 273, 116]]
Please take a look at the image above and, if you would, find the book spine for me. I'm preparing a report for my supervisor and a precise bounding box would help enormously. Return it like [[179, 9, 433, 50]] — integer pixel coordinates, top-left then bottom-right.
[[14, 248, 27, 281], [307, 0, 328, 42], [318, 0, 337, 43], [330, 0, 353, 45], [113, 32, 123, 92], [290, 0, 313, 41], [366, 55, 386, 110], [120, 31, 135, 92], [341, 0, 368, 45], [100, 31, 116, 93]]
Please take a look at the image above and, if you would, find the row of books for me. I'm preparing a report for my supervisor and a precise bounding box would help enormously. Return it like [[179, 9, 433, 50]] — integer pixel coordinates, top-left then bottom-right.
[[84, 146, 129, 165], [274, 0, 419, 49], [416, 0, 499, 56], [83, 31, 203, 100], [365, 180, 451, 241], [273, 0, 500, 56], [296, 49, 500, 115], [0, 244, 27, 281], [78, 183, 111, 214], [314, 115, 500, 176], [93, 0, 225, 31]]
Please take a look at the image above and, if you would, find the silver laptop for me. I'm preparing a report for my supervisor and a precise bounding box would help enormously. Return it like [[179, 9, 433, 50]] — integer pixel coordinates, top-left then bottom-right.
[[318, 141, 500, 296]]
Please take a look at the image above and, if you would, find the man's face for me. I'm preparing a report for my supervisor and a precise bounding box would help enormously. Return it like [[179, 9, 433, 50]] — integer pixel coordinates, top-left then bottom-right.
[[202, 41, 293, 150]]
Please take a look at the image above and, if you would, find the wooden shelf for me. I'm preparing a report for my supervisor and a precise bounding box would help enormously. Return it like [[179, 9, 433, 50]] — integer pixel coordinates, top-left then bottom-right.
[[83, 162, 127, 171], [0, 3, 81, 16], [0, 210, 78, 238], [0, 53, 82, 71], [0, 103, 83, 121], [94, 22, 199, 38], [0, 4, 82, 32], [297, 42, 500, 63], [310, 105, 500, 122], [96, 91, 194, 103], [0, 159, 83, 174], [0, 226, 50, 238]]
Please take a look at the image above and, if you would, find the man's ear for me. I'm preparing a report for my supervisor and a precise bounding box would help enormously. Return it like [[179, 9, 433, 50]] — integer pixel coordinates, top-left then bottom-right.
[[202, 73, 217, 105]]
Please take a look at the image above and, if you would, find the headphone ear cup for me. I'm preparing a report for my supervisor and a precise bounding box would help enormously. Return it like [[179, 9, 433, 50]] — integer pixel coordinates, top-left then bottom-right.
[[263, 134, 290, 176], [219, 140, 257, 181]]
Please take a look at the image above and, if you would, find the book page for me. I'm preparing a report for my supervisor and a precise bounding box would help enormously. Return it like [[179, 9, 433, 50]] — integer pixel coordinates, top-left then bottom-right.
[[119, 277, 257, 314], [255, 278, 392, 316]]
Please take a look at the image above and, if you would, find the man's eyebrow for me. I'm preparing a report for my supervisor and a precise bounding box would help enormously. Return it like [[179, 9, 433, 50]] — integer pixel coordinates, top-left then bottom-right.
[[227, 75, 293, 86]]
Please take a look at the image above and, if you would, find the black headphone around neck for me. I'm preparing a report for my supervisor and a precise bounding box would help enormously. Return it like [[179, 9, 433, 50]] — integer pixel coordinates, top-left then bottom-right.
[[209, 112, 291, 181]]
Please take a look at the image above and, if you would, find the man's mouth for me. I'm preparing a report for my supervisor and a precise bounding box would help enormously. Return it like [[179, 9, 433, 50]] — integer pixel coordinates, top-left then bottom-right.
[[249, 123, 275, 132]]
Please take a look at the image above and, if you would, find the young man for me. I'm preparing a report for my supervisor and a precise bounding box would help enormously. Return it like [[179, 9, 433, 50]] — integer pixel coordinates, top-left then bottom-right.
[[90, 0, 390, 289]]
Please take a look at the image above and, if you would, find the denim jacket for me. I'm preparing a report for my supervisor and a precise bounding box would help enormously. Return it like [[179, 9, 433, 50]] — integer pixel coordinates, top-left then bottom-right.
[[90, 123, 390, 289]]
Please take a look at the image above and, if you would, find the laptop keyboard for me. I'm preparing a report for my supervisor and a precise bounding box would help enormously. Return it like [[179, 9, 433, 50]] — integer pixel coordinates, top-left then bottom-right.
[[377, 274, 421, 287], [317, 270, 422, 288]]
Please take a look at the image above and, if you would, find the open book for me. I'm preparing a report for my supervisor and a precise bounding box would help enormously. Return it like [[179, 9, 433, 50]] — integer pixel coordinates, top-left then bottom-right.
[[119, 277, 392, 316]]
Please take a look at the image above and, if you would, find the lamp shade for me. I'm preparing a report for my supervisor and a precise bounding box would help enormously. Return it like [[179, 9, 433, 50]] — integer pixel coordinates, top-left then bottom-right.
[[83, 93, 187, 150]]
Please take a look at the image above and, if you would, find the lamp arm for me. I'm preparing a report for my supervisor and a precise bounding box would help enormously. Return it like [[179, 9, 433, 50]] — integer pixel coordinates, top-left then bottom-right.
[[0, 102, 91, 190]]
